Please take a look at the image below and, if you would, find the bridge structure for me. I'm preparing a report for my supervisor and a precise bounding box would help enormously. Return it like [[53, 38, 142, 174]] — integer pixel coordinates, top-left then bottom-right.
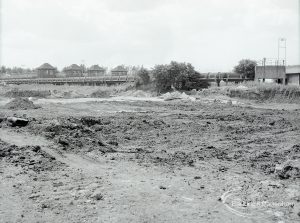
[[0, 73, 251, 85], [0, 76, 135, 85], [198, 73, 252, 83]]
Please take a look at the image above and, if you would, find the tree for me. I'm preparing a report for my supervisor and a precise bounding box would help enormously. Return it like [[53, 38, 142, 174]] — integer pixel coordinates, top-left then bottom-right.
[[136, 67, 150, 86], [152, 64, 171, 92], [128, 65, 141, 77], [0, 66, 6, 74], [184, 71, 210, 90], [6, 67, 12, 74], [152, 61, 209, 93], [80, 64, 87, 73], [234, 59, 257, 80]]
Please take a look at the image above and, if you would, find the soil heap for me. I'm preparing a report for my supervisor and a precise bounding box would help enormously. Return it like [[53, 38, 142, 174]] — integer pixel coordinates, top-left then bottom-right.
[[4, 98, 41, 110]]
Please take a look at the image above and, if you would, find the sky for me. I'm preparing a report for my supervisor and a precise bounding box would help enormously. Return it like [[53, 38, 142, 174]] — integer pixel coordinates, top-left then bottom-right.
[[0, 0, 299, 72]]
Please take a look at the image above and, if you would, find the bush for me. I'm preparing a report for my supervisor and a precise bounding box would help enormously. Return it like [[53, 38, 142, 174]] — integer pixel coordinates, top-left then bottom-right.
[[152, 61, 209, 93], [183, 72, 210, 90], [234, 59, 257, 80], [135, 68, 150, 87]]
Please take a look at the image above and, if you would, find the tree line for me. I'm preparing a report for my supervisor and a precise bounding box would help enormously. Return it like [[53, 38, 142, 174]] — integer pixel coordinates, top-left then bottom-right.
[[0, 66, 34, 75], [1, 59, 257, 93], [135, 59, 257, 92]]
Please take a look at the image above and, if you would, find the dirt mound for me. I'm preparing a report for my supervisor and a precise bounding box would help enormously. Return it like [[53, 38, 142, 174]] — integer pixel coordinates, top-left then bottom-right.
[[5, 89, 51, 98], [162, 91, 196, 101], [4, 98, 41, 110], [27, 116, 167, 156], [90, 90, 111, 98], [0, 140, 64, 172], [35, 117, 116, 153], [51, 90, 86, 98]]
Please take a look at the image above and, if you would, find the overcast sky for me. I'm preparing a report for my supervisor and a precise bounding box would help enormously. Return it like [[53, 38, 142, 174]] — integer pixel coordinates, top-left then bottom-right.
[[0, 0, 299, 71]]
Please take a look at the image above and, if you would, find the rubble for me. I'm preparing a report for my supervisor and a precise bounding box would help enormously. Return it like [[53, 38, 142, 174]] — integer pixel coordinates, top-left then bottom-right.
[[276, 160, 300, 179], [7, 117, 29, 127], [162, 91, 196, 101]]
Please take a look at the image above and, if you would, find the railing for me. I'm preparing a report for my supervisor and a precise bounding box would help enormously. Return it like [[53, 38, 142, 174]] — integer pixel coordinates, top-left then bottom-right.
[[0, 76, 135, 85], [256, 58, 285, 66], [0, 73, 250, 85]]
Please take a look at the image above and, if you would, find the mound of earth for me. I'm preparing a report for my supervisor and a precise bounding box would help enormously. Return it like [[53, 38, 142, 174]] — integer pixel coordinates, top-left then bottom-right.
[[4, 98, 41, 110], [163, 91, 196, 101], [0, 140, 64, 172], [90, 90, 111, 98]]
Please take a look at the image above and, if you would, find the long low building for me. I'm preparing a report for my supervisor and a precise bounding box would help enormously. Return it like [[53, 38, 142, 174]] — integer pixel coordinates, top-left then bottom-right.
[[255, 65, 300, 85]]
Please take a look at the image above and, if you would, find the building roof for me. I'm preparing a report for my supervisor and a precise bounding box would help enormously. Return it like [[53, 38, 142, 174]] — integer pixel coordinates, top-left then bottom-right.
[[66, 64, 82, 71], [37, 63, 55, 70], [111, 66, 127, 72], [88, 65, 105, 71]]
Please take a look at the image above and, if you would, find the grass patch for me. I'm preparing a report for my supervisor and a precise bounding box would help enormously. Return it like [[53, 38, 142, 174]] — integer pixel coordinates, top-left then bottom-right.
[[202, 82, 300, 103]]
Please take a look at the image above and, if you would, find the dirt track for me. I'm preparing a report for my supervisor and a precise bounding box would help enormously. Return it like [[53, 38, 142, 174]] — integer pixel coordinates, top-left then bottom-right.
[[0, 99, 300, 222]]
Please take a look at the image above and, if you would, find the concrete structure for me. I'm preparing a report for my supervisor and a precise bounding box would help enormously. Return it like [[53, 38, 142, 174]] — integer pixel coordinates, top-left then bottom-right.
[[36, 63, 56, 78], [87, 65, 105, 77], [111, 66, 128, 76], [65, 64, 83, 77], [255, 65, 286, 84], [255, 65, 300, 85], [286, 65, 300, 85]]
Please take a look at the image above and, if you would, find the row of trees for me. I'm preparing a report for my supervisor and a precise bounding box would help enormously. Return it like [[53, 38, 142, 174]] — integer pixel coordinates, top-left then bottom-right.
[[0, 66, 34, 75]]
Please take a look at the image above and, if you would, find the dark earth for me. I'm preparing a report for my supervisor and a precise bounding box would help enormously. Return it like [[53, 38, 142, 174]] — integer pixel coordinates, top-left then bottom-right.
[[0, 99, 299, 222]]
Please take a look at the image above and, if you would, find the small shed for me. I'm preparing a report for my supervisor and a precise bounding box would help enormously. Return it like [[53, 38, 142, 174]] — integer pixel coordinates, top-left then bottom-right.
[[36, 63, 56, 78], [65, 64, 83, 77], [87, 65, 105, 77], [111, 66, 128, 76]]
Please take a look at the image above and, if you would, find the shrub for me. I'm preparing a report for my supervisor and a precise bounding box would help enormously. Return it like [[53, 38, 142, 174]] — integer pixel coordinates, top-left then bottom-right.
[[135, 68, 150, 87], [152, 61, 209, 93], [183, 72, 210, 90], [234, 59, 257, 80]]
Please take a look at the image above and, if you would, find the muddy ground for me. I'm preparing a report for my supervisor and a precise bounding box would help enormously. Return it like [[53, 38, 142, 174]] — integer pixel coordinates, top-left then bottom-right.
[[0, 98, 300, 222]]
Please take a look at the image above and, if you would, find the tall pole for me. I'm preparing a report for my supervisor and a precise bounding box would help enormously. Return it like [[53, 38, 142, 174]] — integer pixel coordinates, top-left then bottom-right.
[[284, 39, 287, 66], [277, 39, 280, 64], [278, 38, 287, 65]]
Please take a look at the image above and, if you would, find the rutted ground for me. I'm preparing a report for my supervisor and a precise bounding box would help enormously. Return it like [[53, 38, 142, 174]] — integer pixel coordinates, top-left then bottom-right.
[[0, 100, 300, 222]]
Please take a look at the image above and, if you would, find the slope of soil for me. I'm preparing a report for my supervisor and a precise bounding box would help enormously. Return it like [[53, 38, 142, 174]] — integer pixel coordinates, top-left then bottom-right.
[[4, 98, 41, 110], [0, 99, 299, 222]]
